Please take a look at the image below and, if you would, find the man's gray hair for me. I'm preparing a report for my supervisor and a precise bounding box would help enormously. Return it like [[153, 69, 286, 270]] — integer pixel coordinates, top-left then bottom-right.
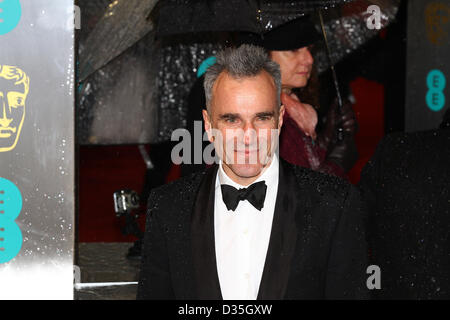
[[204, 44, 281, 112]]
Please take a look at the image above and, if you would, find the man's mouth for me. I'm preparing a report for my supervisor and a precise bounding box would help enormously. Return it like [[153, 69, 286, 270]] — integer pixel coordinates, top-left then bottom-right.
[[235, 148, 258, 153], [234, 149, 260, 162]]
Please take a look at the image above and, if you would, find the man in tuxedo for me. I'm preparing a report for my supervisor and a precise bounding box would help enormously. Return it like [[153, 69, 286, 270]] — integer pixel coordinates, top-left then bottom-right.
[[359, 109, 450, 299], [137, 45, 369, 300]]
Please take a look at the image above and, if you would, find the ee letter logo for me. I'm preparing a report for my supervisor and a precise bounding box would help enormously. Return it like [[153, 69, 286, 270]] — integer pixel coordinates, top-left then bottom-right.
[[426, 69, 446, 112]]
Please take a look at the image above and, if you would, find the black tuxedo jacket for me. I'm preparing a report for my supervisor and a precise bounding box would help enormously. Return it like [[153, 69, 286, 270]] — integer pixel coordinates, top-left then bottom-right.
[[359, 129, 450, 299], [137, 159, 369, 299]]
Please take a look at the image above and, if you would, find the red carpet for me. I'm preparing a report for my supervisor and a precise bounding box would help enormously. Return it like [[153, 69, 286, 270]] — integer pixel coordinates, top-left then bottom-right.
[[78, 145, 148, 242], [78, 145, 181, 242]]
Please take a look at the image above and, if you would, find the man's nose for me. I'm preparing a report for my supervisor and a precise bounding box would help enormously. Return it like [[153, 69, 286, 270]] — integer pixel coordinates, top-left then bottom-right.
[[0, 95, 13, 128], [242, 122, 257, 145]]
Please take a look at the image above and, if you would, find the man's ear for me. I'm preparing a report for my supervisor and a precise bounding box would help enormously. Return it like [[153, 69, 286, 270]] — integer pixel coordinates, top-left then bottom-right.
[[278, 105, 285, 132], [202, 109, 214, 143]]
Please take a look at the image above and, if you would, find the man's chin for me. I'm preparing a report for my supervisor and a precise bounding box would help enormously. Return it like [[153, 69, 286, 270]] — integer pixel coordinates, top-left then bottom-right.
[[225, 163, 265, 179]]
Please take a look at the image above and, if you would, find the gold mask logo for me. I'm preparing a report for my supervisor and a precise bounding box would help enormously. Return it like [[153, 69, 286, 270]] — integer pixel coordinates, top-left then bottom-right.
[[425, 2, 450, 46], [0, 65, 30, 153]]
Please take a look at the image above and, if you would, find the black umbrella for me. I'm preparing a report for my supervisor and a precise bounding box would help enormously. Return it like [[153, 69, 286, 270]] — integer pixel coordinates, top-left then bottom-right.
[[316, 0, 399, 139], [157, 0, 355, 36], [157, 0, 399, 139], [77, 0, 399, 142], [315, 2, 400, 73], [79, 0, 398, 87], [78, 0, 158, 82]]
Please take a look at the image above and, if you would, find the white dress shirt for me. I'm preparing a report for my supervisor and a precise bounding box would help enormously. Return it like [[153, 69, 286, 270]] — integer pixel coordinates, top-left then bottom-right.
[[214, 153, 279, 300]]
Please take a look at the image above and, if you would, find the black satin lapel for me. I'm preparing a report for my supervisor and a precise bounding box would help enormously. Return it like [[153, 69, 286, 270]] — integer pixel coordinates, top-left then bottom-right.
[[257, 160, 299, 300], [191, 164, 223, 300]]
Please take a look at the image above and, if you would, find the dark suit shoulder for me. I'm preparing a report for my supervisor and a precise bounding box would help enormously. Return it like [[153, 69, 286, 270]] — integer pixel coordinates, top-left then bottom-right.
[[362, 129, 450, 182], [288, 161, 354, 201], [375, 129, 450, 157], [148, 170, 205, 200], [146, 169, 207, 219]]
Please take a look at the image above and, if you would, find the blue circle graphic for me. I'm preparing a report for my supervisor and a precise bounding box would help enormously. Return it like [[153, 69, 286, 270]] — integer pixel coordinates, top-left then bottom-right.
[[0, 0, 22, 36], [0, 177, 23, 264], [426, 69, 446, 112], [0, 220, 23, 264], [426, 90, 445, 112], [427, 69, 446, 91]]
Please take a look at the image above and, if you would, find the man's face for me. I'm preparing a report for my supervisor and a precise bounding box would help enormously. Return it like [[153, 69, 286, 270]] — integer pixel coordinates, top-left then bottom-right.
[[203, 71, 284, 186], [0, 78, 27, 152]]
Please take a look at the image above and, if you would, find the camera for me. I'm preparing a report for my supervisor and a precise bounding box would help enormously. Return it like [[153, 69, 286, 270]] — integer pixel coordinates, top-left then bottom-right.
[[113, 189, 140, 217]]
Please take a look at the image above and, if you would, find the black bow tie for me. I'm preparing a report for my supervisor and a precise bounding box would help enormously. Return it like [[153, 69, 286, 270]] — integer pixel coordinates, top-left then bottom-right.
[[221, 181, 267, 211]]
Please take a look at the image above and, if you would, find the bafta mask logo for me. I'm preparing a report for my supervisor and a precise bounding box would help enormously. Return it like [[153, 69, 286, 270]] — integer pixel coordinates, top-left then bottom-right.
[[425, 2, 450, 46], [0, 65, 30, 152]]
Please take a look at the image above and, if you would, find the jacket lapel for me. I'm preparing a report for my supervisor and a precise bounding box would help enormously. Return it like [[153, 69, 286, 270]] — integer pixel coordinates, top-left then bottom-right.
[[257, 160, 300, 300], [191, 164, 223, 299]]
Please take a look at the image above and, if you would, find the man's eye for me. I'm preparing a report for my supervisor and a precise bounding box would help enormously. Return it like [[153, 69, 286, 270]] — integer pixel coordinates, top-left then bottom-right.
[[257, 115, 271, 121]]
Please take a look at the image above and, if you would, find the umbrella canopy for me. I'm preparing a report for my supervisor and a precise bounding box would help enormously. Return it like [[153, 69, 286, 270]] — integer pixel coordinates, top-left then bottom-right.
[[76, 0, 400, 143], [157, 0, 354, 36], [78, 0, 158, 82], [77, 0, 160, 145], [156, 0, 399, 140], [78, 0, 399, 82], [314, 0, 400, 73], [158, 0, 399, 71]]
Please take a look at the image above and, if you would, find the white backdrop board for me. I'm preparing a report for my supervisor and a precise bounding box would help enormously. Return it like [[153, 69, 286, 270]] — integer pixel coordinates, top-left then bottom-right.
[[0, 0, 75, 299]]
